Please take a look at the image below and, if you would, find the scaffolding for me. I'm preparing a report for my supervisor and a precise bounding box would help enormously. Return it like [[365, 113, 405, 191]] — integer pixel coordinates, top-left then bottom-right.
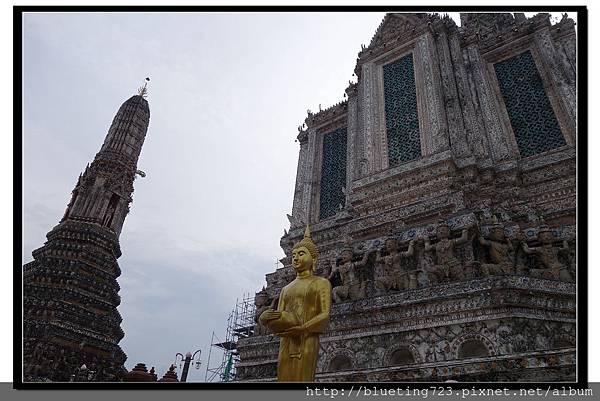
[[205, 293, 255, 382]]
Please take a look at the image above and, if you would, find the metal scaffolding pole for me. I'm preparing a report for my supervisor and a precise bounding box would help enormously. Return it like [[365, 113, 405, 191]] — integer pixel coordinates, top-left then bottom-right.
[[205, 294, 255, 382]]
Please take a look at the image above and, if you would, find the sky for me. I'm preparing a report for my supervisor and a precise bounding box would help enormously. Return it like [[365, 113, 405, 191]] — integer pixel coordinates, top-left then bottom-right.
[[21, 11, 389, 381], [20, 9, 583, 383]]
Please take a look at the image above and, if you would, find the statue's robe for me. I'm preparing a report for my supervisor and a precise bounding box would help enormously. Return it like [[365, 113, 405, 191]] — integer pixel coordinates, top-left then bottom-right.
[[276, 275, 331, 381]]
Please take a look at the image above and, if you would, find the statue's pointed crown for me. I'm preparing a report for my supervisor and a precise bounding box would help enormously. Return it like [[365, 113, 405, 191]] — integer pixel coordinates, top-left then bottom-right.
[[293, 225, 319, 260], [491, 215, 505, 229]]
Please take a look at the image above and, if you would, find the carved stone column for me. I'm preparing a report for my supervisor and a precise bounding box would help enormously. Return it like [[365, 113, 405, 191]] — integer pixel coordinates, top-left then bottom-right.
[[464, 44, 514, 162], [414, 34, 449, 156], [346, 89, 359, 199], [302, 127, 318, 223], [360, 62, 377, 175], [291, 130, 309, 227], [448, 30, 490, 160], [433, 26, 471, 160]]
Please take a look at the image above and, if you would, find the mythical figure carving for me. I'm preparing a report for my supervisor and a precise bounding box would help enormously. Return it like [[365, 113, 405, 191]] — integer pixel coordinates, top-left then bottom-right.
[[253, 288, 271, 336], [424, 221, 472, 283], [328, 242, 370, 303], [259, 226, 332, 382], [373, 238, 416, 294], [478, 218, 514, 276], [521, 226, 573, 282]]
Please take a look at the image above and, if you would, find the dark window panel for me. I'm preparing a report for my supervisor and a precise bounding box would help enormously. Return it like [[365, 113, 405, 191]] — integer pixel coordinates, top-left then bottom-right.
[[319, 127, 347, 220], [383, 53, 421, 166], [494, 50, 566, 157]]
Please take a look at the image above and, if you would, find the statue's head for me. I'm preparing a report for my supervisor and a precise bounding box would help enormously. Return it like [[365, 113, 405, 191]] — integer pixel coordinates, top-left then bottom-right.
[[292, 225, 319, 273], [436, 221, 450, 239], [340, 237, 353, 263], [489, 226, 505, 241], [340, 249, 353, 263], [538, 226, 554, 245], [385, 238, 398, 252], [255, 289, 268, 307]]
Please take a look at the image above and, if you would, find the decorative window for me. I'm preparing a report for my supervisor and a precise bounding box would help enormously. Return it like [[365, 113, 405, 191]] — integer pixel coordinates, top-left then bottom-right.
[[494, 50, 566, 157], [319, 127, 347, 220], [389, 347, 415, 365], [383, 53, 421, 167], [458, 339, 489, 359], [103, 194, 120, 228], [328, 355, 352, 371]]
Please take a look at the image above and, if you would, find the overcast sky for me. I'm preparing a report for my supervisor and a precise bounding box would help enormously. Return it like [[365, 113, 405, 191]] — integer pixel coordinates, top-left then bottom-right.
[[22, 11, 576, 382]]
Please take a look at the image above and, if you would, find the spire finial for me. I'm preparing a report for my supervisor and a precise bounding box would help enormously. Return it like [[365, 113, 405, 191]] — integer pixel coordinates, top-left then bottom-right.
[[137, 77, 150, 98]]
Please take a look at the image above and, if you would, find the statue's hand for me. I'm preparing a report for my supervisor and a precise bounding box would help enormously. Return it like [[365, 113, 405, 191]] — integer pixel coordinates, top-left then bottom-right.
[[278, 325, 307, 337], [260, 309, 281, 322]]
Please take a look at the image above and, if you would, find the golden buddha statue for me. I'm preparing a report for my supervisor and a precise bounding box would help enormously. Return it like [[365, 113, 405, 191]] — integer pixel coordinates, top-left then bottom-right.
[[259, 226, 332, 382]]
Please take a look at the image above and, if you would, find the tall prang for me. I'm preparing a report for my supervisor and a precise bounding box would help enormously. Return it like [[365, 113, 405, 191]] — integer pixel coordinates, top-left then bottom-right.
[[23, 86, 150, 382], [237, 12, 577, 382]]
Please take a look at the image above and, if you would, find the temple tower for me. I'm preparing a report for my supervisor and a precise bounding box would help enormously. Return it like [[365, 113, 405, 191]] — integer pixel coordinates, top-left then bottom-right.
[[237, 12, 577, 382], [23, 88, 150, 381]]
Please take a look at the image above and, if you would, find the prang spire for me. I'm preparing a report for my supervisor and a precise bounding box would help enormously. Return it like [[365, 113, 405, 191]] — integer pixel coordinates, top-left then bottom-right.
[[23, 89, 151, 382]]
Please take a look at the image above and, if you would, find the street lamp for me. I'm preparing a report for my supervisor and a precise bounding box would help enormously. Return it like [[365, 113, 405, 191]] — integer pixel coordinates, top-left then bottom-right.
[[174, 350, 201, 382]]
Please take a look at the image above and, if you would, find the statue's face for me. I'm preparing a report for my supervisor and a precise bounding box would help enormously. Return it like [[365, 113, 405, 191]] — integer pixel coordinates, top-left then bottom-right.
[[385, 239, 398, 252], [437, 225, 450, 239], [255, 294, 268, 307], [539, 231, 553, 244], [490, 227, 505, 241], [292, 246, 313, 273], [341, 249, 353, 263]]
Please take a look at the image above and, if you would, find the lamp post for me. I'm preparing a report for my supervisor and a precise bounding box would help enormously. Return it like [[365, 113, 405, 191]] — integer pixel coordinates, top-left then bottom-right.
[[174, 350, 201, 382]]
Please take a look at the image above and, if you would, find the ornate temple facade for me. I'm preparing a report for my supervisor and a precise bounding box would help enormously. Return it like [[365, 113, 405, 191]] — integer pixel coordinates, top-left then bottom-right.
[[237, 12, 577, 382], [23, 91, 150, 381]]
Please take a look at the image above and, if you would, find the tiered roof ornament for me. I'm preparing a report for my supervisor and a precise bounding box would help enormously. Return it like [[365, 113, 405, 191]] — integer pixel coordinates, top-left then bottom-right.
[[158, 365, 179, 382]]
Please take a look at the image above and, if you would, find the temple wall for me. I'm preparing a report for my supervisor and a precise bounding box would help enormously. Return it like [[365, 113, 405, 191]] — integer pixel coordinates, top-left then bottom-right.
[[241, 12, 578, 383]]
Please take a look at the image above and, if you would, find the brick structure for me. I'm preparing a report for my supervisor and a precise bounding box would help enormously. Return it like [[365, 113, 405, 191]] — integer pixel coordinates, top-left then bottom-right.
[[23, 92, 150, 381], [237, 12, 577, 382]]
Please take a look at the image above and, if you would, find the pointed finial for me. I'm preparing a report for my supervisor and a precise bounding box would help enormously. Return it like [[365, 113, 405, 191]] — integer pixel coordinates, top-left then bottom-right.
[[304, 225, 311, 239], [137, 77, 150, 98]]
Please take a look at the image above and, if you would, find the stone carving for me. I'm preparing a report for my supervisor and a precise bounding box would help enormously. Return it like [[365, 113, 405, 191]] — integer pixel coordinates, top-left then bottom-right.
[[478, 218, 514, 276], [424, 221, 473, 283], [521, 226, 573, 282], [373, 238, 416, 295], [328, 241, 371, 303], [253, 288, 271, 336], [286, 213, 303, 229]]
